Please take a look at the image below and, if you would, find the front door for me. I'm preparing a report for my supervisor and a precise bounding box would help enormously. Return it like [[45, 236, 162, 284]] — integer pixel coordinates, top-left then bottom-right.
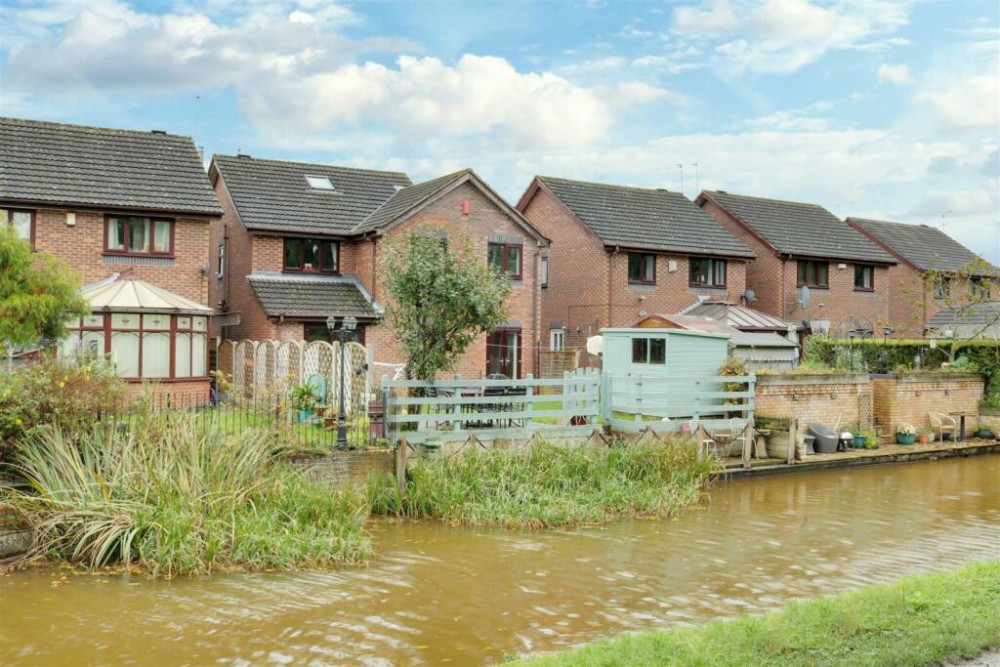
[[486, 329, 521, 378]]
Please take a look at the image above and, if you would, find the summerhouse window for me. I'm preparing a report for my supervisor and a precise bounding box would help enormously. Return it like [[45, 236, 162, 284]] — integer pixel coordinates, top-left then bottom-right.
[[631, 337, 666, 364]]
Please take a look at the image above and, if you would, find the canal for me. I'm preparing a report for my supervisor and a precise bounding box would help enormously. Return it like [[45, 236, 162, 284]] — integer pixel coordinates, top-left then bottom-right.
[[2, 455, 998, 665]]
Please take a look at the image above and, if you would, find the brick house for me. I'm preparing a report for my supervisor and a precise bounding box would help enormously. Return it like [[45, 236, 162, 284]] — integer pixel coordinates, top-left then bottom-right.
[[697, 191, 896, 336], [846, 217, 997, 335], [0, 117, 222, 402], [515, 176, 755, 349], [208, 156, 548, 378]]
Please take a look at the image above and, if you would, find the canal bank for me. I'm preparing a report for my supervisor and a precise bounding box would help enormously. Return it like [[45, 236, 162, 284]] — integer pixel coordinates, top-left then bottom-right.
[[3, 453, 998, 665]]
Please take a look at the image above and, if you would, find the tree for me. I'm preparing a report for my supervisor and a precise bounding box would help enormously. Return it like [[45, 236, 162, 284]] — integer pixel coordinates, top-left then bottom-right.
[[0, 227, 88, 354], [919, 257, 1000, 362], [382, 229, 512, 382]]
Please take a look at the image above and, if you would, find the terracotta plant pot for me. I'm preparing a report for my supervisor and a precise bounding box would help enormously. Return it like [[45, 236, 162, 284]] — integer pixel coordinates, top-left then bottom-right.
[[916, 434, 928, 444]]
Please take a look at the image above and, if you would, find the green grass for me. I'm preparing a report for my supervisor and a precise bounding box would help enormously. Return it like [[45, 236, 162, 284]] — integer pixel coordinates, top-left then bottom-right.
[[5, 414, 371, 576], [519, 560, 1000, 667], [367, 439, 715, 529]]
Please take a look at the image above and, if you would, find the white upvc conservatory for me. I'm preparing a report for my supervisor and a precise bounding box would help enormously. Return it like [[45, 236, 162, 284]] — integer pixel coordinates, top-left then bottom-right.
[[61, 275, 213, 381]]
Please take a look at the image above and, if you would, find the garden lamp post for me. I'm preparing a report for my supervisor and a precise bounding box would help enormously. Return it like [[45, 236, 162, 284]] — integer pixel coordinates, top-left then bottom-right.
[[880, 326, 893, 373], [847, 329, 858, 373], [327, 315, 357, 449]]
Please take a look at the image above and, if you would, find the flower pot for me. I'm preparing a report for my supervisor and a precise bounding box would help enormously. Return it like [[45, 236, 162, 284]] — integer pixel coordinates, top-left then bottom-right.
[[296, 409, 315, 423], [852, 434, 867, 449], [896, 433, 916, 445], [916, 434, 928, 444]]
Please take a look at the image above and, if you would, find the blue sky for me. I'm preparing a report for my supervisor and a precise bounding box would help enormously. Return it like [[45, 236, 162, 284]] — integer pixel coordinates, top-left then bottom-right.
[[1, 0, 998, 261]]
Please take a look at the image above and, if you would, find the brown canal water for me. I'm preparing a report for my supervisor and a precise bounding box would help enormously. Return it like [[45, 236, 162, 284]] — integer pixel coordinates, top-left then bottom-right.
[[3, 455, 999, 666]]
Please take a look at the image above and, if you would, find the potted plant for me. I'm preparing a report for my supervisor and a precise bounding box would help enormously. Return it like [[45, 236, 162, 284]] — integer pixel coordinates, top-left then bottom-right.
[[290, 383, 319, 422], [974, 423, 995, 439], [916, 429, 929, 444], [852, 431, 867, 449], [862, 429, 880, 449], [895, 423, 918, 445]]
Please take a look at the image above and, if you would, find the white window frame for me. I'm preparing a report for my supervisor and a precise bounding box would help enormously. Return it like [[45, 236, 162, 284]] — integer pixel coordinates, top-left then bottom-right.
[[550, 328, 565, 351]]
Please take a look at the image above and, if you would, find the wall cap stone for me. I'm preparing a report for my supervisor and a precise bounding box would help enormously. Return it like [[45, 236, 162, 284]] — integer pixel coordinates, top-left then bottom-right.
[[756, 373, 870, 388]]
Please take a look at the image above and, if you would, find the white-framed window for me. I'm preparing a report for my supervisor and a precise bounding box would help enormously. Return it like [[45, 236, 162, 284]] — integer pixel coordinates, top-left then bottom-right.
[[550, 328, 565, 351], [540, 255, 549, 288]]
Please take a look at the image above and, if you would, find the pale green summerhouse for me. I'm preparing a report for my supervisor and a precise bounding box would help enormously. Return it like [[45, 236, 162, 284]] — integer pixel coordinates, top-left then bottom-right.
[[600, 327, 730, 377]]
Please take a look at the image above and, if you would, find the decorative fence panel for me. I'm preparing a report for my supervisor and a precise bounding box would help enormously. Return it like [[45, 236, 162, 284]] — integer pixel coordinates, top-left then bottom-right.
[[221, 340, 372, 417], [383, 369, 602, 445]]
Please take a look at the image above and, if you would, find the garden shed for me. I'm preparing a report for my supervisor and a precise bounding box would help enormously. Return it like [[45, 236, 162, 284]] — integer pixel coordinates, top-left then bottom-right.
[[600, 327, 729, 377]]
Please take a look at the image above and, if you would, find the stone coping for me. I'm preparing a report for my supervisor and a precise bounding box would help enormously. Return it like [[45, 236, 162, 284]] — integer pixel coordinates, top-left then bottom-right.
[[872, 372, 983, 384], [755, 373, 870, 387]]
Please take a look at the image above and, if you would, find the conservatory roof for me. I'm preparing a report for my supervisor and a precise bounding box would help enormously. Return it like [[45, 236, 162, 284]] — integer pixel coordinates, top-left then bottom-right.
[[80, 274, 213, 314]]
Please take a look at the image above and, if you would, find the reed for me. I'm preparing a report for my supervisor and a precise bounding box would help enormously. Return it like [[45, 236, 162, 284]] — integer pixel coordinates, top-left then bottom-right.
[[8, 414, 370, 576], [368, 439, 715, 528]]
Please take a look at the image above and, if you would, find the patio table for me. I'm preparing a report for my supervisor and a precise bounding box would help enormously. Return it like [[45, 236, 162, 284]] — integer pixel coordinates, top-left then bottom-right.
[[949, 411, 974, 441]]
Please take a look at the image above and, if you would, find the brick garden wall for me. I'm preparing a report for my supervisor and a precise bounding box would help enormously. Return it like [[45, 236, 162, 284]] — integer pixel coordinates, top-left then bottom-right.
[[755, 374, 872, 430], [287, 450, 394, 487], [872, 373, 984, 434]]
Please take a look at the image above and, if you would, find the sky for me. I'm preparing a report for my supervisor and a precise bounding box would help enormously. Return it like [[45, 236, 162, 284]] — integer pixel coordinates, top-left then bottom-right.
[[1, 0, 998, 262]]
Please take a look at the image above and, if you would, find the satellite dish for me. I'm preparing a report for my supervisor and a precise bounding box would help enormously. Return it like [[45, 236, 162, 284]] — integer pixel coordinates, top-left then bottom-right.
[[743, 289, 757, 303], [586, 335, 604, 357], [798, 285, 810, 310]]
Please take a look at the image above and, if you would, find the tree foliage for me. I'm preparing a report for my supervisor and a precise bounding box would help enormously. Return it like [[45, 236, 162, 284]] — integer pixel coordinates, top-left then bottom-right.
[[382, 229, 512, 381], [0, 227, 88, 352]]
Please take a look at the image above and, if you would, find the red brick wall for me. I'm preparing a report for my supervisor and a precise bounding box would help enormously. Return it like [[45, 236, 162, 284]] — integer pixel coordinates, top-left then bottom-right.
[[755, 374, 872, 430], [520, 184, 749, 349], [126, 378, 212, 407], [518, 185, 608, 349], [699, 197, 890, 333], [368, 181, 544, 379], [872, 373, 984, 433], [32, 208, 212, 304]]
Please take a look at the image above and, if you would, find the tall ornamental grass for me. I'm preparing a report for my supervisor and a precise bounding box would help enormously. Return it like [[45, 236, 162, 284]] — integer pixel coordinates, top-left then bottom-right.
[[8, 415, 370, 576], [369, 440, 715, 528]]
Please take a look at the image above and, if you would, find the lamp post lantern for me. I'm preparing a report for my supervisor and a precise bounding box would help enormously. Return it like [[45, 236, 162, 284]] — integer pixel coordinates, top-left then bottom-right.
[[329, 315, 357, 449], [847, 329, 858, 373]]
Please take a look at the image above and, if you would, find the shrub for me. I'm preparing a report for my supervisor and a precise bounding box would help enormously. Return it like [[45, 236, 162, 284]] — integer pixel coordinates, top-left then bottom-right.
[[0, 355, 126, 449], [368, 440, 715, 529], [7, 414, 371, 575]]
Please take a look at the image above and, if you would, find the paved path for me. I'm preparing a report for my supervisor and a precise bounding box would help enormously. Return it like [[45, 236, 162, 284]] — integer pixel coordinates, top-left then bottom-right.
[[952, 650, 1000, 666]]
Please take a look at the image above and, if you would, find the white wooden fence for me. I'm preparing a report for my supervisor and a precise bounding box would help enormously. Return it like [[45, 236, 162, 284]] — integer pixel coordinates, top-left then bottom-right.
[[383, 369, 602, 445], [605, 374, 756, 434]]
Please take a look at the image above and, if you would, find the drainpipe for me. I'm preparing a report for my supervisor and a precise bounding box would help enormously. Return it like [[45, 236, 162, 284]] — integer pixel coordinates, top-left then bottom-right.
[[608, 246, 619, 327]]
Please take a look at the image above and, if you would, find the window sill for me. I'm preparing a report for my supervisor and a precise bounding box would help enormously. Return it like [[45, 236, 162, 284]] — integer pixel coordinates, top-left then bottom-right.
[[853, 288, 875, 294], [103, 252, 175, 259], [282, 269, 341, 275], [689, 284, 728, 290], [797, 285, 829, 291]]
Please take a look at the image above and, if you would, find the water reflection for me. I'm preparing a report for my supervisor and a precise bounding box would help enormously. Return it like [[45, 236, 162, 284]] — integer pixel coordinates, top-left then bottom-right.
[[2, 456, 998, 665]]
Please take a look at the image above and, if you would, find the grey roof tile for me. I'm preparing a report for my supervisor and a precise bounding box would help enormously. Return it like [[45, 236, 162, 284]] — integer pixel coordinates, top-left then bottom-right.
[[538, 177, 754, 258], [354, 170, 468, 233], [213, 155, 411, 234], [848, 217, 995, 274], [704, 191, 895, 264], [927, 301, 1000, 330], [247, 274, 378, 318], [0, 116, 222, 215]]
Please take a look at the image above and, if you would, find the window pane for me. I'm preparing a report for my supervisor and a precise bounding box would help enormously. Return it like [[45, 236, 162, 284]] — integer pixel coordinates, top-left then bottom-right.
[[798, 262, 806, 284], [713, 260, 726, 285], [111, 331, 140, 377], [82, 331, 105, 358], [540, 256, 548, 286], [488, 244, 504, 270], [112, 313, 139, 329], [689, 259, 702, 284], [303, 239, 320, 270], [82, 314, 104, 328], [128, 218, 150, 253], [177, 316, 191, 330], [192, 317, 207, 331], [108, 218, 126, 251], [175, 333, 191, 378], [632, 338, 648, 363], [193, 334, 207, 376], [321, 241, 338, 272], [142, 332, 171, 378], [628, 253, 641, 281], [143, 314, 171, 330], [59, 335, 79, 359], [284, 239, 302, 269], [11, 211, 32, 240], [643, 255, 655, 282], [153, 220, 171, 252], [819, 263, 828, 285], [649, 338, 666, 364], [506, 246, 521, 276]]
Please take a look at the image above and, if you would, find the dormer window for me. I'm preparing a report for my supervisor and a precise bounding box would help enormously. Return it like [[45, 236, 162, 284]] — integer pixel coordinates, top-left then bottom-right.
[[305, 175, 335, 190]]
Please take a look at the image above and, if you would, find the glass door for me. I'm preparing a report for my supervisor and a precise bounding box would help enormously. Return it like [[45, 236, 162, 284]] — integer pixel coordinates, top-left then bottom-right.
[[486, 329, 521, 378]]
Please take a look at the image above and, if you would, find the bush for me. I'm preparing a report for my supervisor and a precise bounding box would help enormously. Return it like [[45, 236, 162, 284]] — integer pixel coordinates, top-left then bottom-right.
[[0, 355, 126, 449], [368, 440, 715, 529], [6, 414, 371, 575]]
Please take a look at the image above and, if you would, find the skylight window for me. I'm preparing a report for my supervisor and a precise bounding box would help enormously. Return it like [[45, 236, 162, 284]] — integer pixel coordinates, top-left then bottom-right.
[[305, 175, 335, 190]]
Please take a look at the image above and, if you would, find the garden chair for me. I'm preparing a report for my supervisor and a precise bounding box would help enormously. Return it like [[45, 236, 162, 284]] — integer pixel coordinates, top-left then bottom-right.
[[505, 386, 528, 428], [929, 413, 956, 442], [481, 386, 507, 428]]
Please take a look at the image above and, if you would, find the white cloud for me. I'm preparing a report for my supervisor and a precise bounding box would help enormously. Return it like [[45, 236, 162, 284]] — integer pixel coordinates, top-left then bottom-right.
[[1, 1, 670, 150], [918, 74, 1000, 131], [670, 0, 911, 74], [877, 63, 911, 84], [672, 0, 739, 35]]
